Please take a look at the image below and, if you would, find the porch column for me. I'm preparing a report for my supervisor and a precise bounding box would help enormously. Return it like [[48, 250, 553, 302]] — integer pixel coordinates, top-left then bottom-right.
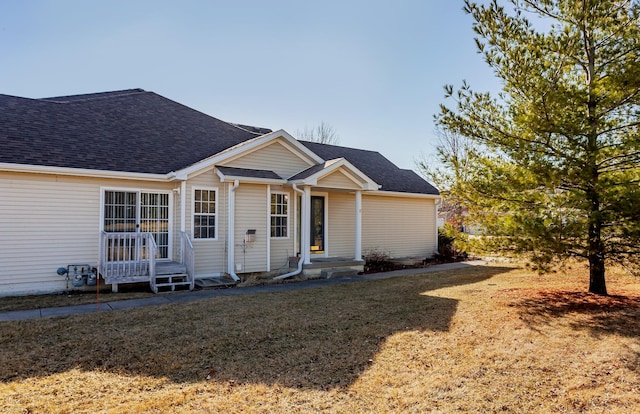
[[355, 190, 362, 261], [302, 186, 312, 265], [180, 180, 186, 256]]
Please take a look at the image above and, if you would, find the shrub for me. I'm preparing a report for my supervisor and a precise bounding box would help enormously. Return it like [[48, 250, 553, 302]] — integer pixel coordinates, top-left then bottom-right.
[[363, 249, 393, 273], [437, 223, 467, 261]]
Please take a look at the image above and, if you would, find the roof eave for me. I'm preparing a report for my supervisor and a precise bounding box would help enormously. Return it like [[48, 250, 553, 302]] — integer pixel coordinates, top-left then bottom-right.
[[0, 162, 171, 182], [215, 169, 286, 185], [368, 190, 441, 199]]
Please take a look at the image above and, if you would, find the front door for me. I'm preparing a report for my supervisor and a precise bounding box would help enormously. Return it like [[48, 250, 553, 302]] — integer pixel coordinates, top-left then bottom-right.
[[310, 196, 325, 253], [103, 190, 171, 259]]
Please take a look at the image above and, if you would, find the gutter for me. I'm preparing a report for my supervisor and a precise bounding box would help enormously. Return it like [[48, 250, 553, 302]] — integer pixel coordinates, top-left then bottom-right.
[[0, 162, 169, 182], [272, 184, 305, 280], [227, 180, 241, 281]]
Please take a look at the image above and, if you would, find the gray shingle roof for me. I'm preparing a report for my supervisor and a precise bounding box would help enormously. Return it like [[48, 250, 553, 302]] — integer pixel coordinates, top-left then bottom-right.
[[0, 89, 268, 174], [216, 166, 282, 180], [287, 162, 327, 181], [0, 89, 438, 195], [300, 141, 439, 195]]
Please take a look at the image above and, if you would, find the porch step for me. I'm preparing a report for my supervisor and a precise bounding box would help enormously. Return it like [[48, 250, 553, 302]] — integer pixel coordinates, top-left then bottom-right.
[[194, 275, 237, 289], [152, 262, 193, 293], [156, 262, 188, 275], [153, 274, 192, 293], [320, 268, 359, 279]]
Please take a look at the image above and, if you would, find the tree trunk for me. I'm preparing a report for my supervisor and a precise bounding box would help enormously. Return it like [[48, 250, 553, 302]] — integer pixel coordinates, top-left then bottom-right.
[[582, 19, 608, 296], [587, 193, 607, 295], [588, 251, 607, 295]]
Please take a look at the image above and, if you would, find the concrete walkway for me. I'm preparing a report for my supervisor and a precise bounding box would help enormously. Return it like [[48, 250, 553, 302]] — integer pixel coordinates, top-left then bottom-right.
[[0, 261, 487, 322]]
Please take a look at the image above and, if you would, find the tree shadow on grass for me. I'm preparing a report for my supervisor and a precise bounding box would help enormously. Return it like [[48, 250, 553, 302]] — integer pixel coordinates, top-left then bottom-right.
[[0, 265, 512, 390], [513, 290, 640, 339]]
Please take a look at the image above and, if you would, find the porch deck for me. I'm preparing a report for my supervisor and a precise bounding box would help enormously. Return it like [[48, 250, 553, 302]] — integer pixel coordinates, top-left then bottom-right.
[[99, 231, 195, 293]]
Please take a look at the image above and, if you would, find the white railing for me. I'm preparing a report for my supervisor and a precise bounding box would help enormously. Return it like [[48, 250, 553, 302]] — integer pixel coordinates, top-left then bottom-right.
[[181, 231, 195, 290], [99, 231, 157, 285]]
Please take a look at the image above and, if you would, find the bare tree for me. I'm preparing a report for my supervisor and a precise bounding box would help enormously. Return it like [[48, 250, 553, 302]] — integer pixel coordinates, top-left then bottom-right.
[[296, 121, 340, 145]]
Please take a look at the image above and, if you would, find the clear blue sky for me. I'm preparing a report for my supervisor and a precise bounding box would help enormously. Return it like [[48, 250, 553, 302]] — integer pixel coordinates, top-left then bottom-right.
[[0, 0, 499, 172]]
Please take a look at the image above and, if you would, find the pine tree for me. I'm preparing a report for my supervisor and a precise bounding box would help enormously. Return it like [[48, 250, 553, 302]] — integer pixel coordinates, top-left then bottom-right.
[[436, 0, 640, 294]]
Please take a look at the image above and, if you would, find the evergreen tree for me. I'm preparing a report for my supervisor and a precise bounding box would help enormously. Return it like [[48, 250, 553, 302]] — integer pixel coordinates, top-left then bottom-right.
[[436, 0, 640, 294]]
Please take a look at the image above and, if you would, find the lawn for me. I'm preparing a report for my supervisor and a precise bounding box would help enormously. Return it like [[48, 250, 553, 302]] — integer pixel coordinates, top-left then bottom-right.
[[1, 262, 640, 413]]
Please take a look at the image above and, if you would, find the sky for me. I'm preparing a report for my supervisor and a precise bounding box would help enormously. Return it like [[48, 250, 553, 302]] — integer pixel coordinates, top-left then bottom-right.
[[0, 0, 501, 173]]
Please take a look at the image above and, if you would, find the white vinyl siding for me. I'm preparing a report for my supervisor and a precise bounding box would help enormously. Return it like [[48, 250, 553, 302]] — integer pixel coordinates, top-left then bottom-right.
[[0, 172, 173, 296], [185, 170, 226, 277], [327, 192, 356, 257], [222, 139, 312, 178], [234, 184, 268, 273], [362, 195, 437, 258]]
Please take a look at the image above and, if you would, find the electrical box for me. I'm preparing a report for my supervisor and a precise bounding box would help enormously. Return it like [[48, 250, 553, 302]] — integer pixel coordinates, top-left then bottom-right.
[[245, 229, 256, 243]]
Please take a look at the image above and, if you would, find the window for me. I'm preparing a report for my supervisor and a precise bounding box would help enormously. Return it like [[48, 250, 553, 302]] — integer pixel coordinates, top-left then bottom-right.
[[193, 188, 217, 239], [270, 193, 288, 238]]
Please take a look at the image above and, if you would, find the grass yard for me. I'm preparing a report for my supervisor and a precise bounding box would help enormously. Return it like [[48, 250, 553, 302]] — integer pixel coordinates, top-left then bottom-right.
[[1, 262, 640, 413], [0, 288, 156, 313]]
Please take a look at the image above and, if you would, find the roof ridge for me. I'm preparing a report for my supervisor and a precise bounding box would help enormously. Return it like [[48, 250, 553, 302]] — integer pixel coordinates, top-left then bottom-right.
[[227, 122, 272, 136], [301, 140, 382, 155], [41, 88, 147, 103]]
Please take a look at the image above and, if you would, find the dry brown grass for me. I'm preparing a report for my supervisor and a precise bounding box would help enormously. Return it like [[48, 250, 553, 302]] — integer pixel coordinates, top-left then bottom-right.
[[0, 286, 155, 312], [2, 262, 640, 413]]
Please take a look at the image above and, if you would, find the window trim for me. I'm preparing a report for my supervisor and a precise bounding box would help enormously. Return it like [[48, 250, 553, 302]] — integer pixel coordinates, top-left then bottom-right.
[[192, 187, 218, 240], [270, 191, 290, 239]]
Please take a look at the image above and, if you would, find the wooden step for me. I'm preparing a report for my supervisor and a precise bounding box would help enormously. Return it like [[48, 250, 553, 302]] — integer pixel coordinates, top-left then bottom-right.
[[151, 271, 193, 293], [156, 261, 188, 275]]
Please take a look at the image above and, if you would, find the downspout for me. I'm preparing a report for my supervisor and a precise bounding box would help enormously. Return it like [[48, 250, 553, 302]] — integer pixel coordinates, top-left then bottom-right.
[[273, 184, 305, 280], [434, 197, 441, 256], [228, 180, 241, 281]]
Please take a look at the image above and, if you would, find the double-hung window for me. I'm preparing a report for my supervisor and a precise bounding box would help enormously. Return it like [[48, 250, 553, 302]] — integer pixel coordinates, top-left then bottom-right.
[[270, 193, 288, 238], [193, 188, 217, 239]]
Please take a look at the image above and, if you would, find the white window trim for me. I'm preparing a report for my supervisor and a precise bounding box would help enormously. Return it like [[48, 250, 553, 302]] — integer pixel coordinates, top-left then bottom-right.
[[269, 190, 290, 239], [192, 186, 219, 240]]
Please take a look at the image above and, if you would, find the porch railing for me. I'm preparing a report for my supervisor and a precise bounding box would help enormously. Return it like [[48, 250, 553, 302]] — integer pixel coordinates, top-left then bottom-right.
[[180, 231, 195, 290], [98, 231, 157, 285]]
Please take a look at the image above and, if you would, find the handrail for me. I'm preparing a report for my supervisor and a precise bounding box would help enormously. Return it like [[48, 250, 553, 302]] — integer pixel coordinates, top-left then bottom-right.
[[180, 231, 195, 290], [98, 231, 157, 287]]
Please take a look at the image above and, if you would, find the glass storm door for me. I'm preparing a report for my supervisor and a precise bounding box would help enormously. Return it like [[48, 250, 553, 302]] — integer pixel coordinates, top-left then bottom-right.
[[103, 190, 170, 259], [310, 196, 325, 253], [140, 192, 170, 259]]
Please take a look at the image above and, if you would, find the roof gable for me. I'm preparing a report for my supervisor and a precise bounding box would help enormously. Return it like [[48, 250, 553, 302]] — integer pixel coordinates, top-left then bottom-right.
[[300, 141, 439, 195], [289, 158, 379, 191], [217, 133, 319, 179]]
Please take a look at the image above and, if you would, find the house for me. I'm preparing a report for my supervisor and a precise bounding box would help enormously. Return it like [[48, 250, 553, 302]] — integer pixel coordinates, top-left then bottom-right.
[[0, 89, 440, 296]]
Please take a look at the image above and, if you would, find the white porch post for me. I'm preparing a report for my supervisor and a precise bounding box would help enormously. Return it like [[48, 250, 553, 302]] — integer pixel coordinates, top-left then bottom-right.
[[227, 180, 240, 281], [302, 185, 312, 265], [355, 190, 362, 261], [180, 180, 186, 256]]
